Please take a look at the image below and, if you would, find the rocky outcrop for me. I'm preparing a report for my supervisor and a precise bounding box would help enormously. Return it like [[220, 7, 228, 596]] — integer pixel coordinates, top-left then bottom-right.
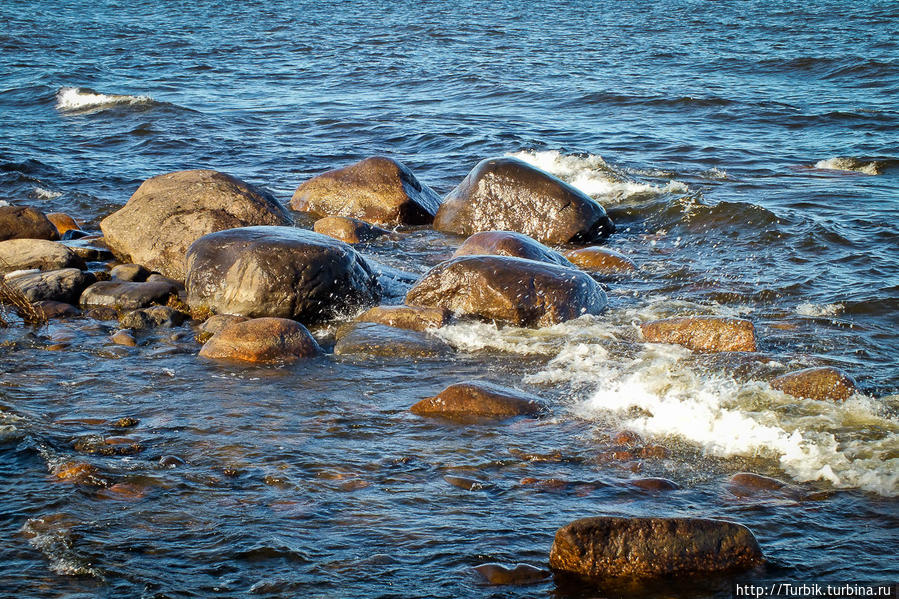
[[405, 255, 607, 327], [334, 322, 453, 358], [100, 169, 292, 280], [291, 156, 441, 225], [411, 381, 546, 419], [0, 239, 84, 273], [0, 205, 59, 241], [549, 517, 763, 579], [186, 226, 381, 323], [80, 279, 179, 310], [434, 157, 614, 244], [198, 317, 322, 364], [770, 367, 857, 401], [357, 305, 450, 332], [4, 268, 95, 304], [453, 230, 572, 266], [564, 247, 637, 273], [640, 316, 757, 352], [313, 216, 390, 244]]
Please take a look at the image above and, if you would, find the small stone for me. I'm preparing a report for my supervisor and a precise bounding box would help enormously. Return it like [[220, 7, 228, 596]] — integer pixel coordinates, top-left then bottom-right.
[[112, 417, 139, 428], [474, 563, 550, 585], [87, 307, 119, 321], [640, 316, 757, 352], [199, 317, 322, 364], [564, 247, 637, 273], [196, 314, 248, 343], [411, 381, 546, 420], [356, 305, 451, 332], [110, 330, 137, 347], [34, 301, 81, 319], [53, 462, 97, 482], [770, 367, 857, 401], [158, 455, 185, 468], [444, 475, 487, 491], [80, 279, 179, 310], [313, 216, 390, 243]]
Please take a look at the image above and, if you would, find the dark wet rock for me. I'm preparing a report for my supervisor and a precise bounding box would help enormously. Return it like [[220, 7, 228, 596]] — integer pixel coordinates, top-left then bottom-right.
[[34, 300, 82, 319], [405, 255, 607, 327], [186, 226, 380, 323], [313, 216, 391, 244], [197, 314, 248, 343], [357, 305, 451, 332], [5, 268, 96, 304], [549, 517, 764, 579], [46, 212, 80, 236], [110, 263, 151, 282], [0, 205, 59, 241], [453, 230, 573, 266], [100, 169, 293, 280], [120, 305, 186, 329], [444, 475, 487, 491], [770, 366, 857, 401], [199, 317, 322, 364], [434, 157, 614, 244], [59, 237, 115, 262], [629, 478, 680, 491], [86, 306, 119, 321], [334, 322, 453, 358], [80, 279, 179, 310], [411, 381, 546, 419], [0, 239, 84, 273], [474, 563, 551, 586], [61, 229, 90, 240], [727, 473, 790, 497], [640, 316, 757, 353], [73, 435, 142, 456], [110, 330, 137, 347], [565, 247, 637, 273], [53, 462, 99, 483], [291, 156, 441, 225]]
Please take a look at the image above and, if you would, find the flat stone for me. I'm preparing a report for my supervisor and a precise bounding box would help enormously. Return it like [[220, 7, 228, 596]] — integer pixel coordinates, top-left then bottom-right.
[[640, 316, 757, 352], [564, 247, 637, 273], [0, 239, 84, 273], [334, 322, 453, 358], [80, 280, 179, 310], [356, 305, 451, 332]]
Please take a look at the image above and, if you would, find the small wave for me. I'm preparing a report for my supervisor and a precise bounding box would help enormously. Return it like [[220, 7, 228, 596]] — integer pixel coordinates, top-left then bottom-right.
[[22, 515, 105, 579], [33, 186, 62, 199], [796, 302, 845, 317], [55, 86, 155, 113], [812, 157, 883, 175], [507, 150, 688, 203]]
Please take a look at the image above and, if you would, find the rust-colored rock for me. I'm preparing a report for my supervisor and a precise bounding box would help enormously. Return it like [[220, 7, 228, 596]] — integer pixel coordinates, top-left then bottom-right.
[[291, 156, 441, 225], [411, 381, 545, 420], [474, 563, 550, 585], [198, 317, 322, 364], [100, 169, 292, 280], [313, 216, 390, 244], [405, 255, 607, 327], [53, 462, 97, 482], [453, 230, 572, 266], [0, 205, 59, 241], [549, 517, 764, 579], [357, 305, 450, 332], [640, 316, 757, 352], [564, 247, 637, 274], [770, 367, 857, 401], [46, 212, 80, 235], [434, 157, 614, 244]]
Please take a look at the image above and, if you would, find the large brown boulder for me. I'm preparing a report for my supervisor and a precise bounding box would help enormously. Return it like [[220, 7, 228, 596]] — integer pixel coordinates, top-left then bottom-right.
[[405, 255, 607, 327], [453, 230, 572, 267], [549, 517, 763, 579], [434, 157, 614, 244], [0, 239, 84, 273], [770, 367, 857, 401], [640, 316, 757, 352], [198, 317, 321, 364], [186, 226, 380, 323], [0, 205, 59, 241], [100, 169, 292, 280], [411, 381, 546, 419], [291, 156, 441, 225]]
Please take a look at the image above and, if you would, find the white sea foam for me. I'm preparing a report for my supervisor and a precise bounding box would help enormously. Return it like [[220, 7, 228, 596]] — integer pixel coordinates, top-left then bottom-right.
[[22, 516, 104, 579], [55, 86, 153, 112], [33, 186, 62, 199], [796, 302, 844, 317], [0, 200, 9, 207], [507, 150, 688, 202], [813, 157, 881, 175]]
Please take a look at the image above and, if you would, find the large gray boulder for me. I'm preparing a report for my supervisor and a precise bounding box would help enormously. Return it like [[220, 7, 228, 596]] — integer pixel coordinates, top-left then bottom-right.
[[100, 169, 292, 281], [186, 226, 381, 323], [0, 239, 84, 273]]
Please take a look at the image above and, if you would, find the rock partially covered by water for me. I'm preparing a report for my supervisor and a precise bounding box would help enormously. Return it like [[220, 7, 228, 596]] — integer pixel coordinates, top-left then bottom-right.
[[357, 305, 450, 332], [291, 156, 441, 225], [198, 317, 322, 364], [770, 366, 857, 401], [564, 247, 637, 274], [549, 517, 763, 580], [411, 381, 546, 419], [405, 255, 607, 327], [453, 230, 573, 266], [640, 316, 757, 352], [434, 157, 614, 244], [80, 279, 180, 310], [4, 268, 96, 304], [474, 563, 550, 585], [0, 205, 59, 241], [334, 322, 453, 358], [0, 239, 84, 273], [186, 226, 381, 323], [120, 305, 186, 329], [100, 169, 293, 280], [313, 216, 390, 244]]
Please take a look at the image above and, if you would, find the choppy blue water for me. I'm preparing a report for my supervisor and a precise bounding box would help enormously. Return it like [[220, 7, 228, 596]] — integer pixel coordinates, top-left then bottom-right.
[[1, 1, 897, 597]]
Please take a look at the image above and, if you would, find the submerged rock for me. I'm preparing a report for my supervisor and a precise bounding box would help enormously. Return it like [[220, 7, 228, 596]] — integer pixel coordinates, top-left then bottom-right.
[[0, 239, 84, 273], [80, 279, 179, 310], [186, 226, 380, 323], [334, 322, 453, 358], [640, 316, 757, 352], [110, 330, 137, 347], [411, 381, 546, 419], [100, 169, 293, 280], [770, 366, 857, 401], [434, 157, 614, 243], [198, 317, 322, 364], [313, 216, 390, 244], [4, 268, 95, 304], [629, 478, 680, 492], [0, 205, 59, 241], [474, 563, 551, 586], [405, 255, 607, 327], [549, 517, 764, 579], [291, 156, 441, 225], [34, 300, 81, 319], [453, 230, 573, 266], [564, 247, 637, 273], [356, 305, 451, 332]]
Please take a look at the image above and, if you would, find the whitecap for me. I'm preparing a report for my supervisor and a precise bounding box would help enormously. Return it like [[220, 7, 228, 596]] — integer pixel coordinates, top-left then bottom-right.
[[813, 157, 882, 175], [33, 186, 62, 199], [55, 86, 154, 113], [796, 302, 844, 317]]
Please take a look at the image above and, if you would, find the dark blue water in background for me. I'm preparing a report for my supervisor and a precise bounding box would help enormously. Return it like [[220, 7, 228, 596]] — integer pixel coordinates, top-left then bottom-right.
[[1, 1, 897, 597]]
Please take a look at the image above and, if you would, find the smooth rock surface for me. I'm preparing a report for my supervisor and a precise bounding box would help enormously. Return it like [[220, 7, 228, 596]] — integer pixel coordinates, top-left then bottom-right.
[[640, 316, 757, 352], [770, 367, 857, 401], [80, 280, 179, 310], [0, 239, 84, 273], [4, 268, 96, 304], [0, 205, 59, 241], [356, 305, 450, 332], [453, 230, 573, 266], [411, 381, 546, 419], [46, 213, 80, 235], [334, 322, 452, 358], [564, 247, 637, 273], [110, 263, 151, 282], [199, 317, 322, 364], [313, 216, 390, 244]]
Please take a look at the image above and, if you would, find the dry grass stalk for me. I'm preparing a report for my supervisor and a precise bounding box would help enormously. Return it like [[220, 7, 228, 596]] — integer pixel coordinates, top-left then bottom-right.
[[0, 275, 48, 325]]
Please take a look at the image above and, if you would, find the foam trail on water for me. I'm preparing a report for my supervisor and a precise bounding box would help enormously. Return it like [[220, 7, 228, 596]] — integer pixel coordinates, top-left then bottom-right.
[[55, 86, 154, 112]]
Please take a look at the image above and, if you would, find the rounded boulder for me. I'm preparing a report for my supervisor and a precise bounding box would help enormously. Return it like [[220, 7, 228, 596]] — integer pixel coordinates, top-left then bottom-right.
[[453, 230, 573, 266], [199, 317, 322, 364]]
